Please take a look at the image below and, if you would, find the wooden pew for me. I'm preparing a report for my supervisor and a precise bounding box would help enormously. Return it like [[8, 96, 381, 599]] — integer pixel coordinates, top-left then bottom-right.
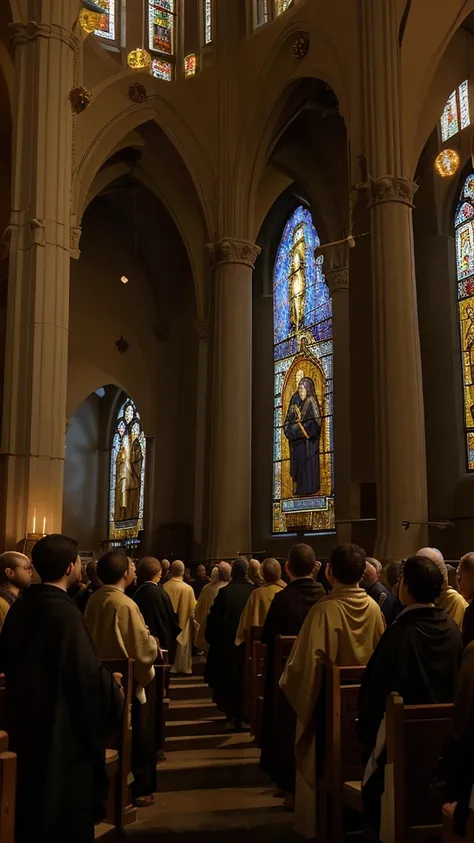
[[322, 663, 366, 843], [0, 731, 16, 843], [339, 693, 454, 843], [150, 649, 170, 762], [100, 659, 137, 841], [253, 641, 267, 745], [244, 625, 262, 724]]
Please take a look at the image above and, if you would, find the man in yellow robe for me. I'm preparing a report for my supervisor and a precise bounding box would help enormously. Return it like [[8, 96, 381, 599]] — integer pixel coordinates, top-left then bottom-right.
[[235, 558, 285, 646], [418, 547, 468, 630], [280, 543, 385, 839], [164, 560, 197, 674], [195, 562, 231, 652]]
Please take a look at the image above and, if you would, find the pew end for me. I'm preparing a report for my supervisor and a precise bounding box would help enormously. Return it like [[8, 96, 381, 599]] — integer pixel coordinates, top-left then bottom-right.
[[0, 748, 16, 843], [245, 626, 263, 727]]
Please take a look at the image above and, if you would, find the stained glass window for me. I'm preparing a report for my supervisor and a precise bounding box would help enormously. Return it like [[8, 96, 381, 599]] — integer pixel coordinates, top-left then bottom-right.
[[204, 0, 212, 43], [94, 0, 116, 40], [255, 0, 269, 25], [151, 57, 173, 81], [455, 174, 474, 471], [109, 398, 146, 539], [148, 1, 175, 56], [275, 0, 293, 15], [184, 54, 197, 77], [440, 81, 470, 142], [272, 207, 335, 534]]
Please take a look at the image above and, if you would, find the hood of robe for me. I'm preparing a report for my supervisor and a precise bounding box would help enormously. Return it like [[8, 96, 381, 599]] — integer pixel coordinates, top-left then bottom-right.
[[319, 585, 378, 625]]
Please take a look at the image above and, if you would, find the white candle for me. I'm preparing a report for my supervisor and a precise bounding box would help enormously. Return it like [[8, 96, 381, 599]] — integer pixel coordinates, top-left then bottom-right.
[[32, 509, 36, 535], [42, 517, 46, 535]]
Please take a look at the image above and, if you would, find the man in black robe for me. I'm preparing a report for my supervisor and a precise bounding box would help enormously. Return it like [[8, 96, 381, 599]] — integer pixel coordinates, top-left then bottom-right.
[[134, 556, 181, 664], [361, 557, 400, 627], [205, 557, 255, 729], [74, 559, 102, 615], [358, 555, 463, 840], [444, 639, 474, 836], [0, 534, 122, 843], [260, 543, 325, 797], [284, 376, 322, 496]]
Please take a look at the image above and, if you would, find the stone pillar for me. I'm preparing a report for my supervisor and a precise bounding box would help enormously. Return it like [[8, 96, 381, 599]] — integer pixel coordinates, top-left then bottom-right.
[[193, 320, 209, 550], [361, 0, 427, 559], [208, 239, 261, 558], [1, 4, 78, 547], [143, 436, 156, 555], [325, 246, 352, 546]]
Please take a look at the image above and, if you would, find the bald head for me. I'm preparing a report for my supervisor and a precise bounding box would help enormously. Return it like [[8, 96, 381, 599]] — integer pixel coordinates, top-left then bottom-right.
[[262, 558, 282, 584], [417, 547, 447, 581], [218, 561, 232, 582], [137, 556, 161, 584], [0, 552, 33, 591], [161, 559, 170, 573], [170, 560, 185, 578], [248, 559, 263, 584]]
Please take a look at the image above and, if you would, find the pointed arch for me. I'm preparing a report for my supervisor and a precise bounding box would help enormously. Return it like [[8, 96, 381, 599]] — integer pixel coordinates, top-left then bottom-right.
[[272, 206, 335, 534]]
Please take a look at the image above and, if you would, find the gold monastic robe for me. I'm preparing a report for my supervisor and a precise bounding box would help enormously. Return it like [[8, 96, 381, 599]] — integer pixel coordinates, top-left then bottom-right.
[[85, 585, 158, 688], [280, 586, 385, 839], [441, 587, 468, 630], [235, 582, 285, 646], [163, 577, 197, 674], [195, 580, 228, 652]]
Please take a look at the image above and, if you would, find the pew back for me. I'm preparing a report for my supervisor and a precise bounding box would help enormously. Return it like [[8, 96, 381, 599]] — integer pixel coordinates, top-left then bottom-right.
[[102, 658, 137, 835], [274, 636, 296, 685], [246, 626, 262, 730], [253, 641, 267, 744], [385, 694, 454, 843], [0, 730, 15, 843]]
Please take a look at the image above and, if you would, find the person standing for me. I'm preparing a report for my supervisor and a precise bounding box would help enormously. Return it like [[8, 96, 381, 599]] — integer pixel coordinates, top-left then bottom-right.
[[280, 544, 385, 839], [417, 547, 468, 629], [134, 557, 181, 664], [0, 534, 122, 843], [456, 552, 474, 647], [235, 559, 285, 646], [0, 552, 33, 629], [358, 555, 462, 841], [259, 544, 325, 801], [192, 564, 210, 599], [361, 557, 400, 627], [74, 560, 102, 615], [195, 562, 231, 653], [163, 560, 197, 674], [85, 551, 158, 808], [205, 557, 255, 729]]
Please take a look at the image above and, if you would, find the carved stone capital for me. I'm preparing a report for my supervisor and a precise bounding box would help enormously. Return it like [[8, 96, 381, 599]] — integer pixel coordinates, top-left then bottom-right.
[[194, 319, 209, 341], [369, 175, 418, 208], [9, 21, 78, 52], [207, 238, 261, 270], [70, 225, 82, 260], [325, 267, 349, 296]]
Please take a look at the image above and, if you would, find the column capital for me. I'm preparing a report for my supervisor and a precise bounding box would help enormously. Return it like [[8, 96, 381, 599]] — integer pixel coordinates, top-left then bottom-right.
[[326, 267, 349, 296], [207, 238, 261, 270], [369, 175, 418, 208], [9, 21, 78, 52], [194, 319, 209, 340]]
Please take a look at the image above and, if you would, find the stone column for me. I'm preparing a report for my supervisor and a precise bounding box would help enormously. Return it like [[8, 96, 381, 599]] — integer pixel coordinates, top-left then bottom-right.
[[193, 320, 209, 550], [361, 0, 428, 559], [208, 238, 261, 558], [1, 4, 79, 547], [143, 436, 156, 555], [325, 246, 352, 546]]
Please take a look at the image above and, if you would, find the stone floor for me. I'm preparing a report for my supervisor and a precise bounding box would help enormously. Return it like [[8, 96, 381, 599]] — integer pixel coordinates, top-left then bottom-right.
[[122, 662, 296, 842]]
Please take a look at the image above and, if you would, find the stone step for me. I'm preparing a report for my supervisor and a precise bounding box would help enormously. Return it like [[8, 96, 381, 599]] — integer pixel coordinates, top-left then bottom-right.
[[167, 699, 219, 722], [123, 787, 294, 841], [169, 681, 212, 701], [192, 658, 206, 676], [166, 717, 228, 738], [166, 731, 252, 752], [156, 740, 265, 792]]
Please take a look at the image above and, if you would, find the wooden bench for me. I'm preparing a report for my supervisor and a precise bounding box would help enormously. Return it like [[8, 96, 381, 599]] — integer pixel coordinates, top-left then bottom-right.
[[339, 693, 454, 843], [244, 625, 262, 724], [100, 659, 137, 841], [253, 641, 267, 744], [321, 663, 366, 843], [0, 730, 15, 843]]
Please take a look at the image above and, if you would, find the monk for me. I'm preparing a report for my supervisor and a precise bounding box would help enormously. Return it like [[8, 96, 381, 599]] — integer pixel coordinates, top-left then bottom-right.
[[418, 546, 468, 629], [163, 560, 197, 674], [456, 552, 474, 647], [248, 558, 264, 586], [280, 543, 385, 838], [0, 551, 33, 628], [235, 558, 285, 646], [134, 557, 181, 664], [195, 562, 231, 653]]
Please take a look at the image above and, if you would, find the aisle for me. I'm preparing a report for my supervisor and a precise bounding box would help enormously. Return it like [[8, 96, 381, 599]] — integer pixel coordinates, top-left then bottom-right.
[[123, 660, 295, 841]]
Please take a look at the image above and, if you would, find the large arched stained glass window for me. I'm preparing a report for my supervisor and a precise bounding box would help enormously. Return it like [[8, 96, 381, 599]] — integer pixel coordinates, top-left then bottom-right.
[[455, 174, 474, 470], [272, 207, 335, 534], [109, 398, 146, 539]]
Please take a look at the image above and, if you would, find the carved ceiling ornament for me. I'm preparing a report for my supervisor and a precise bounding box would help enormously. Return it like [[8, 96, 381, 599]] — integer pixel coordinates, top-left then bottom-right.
[[128, 82, 148, 103], [369, 175, 418, 208], [325, 267, 349, 296], [69, 86, 92, 114], [207, 238, 261, 269]]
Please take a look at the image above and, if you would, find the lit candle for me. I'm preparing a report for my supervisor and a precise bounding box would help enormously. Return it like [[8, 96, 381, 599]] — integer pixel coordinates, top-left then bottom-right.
[[32, 509, 36, 535], [42, 517, 46, 536]]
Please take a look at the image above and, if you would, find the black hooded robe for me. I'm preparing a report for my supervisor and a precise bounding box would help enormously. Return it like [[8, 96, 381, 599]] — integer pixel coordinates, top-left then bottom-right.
[[133, 581, 181, 664], [358, 606, 463, 838], [0, 584, 121, 843], [205, 578, 255, 721]]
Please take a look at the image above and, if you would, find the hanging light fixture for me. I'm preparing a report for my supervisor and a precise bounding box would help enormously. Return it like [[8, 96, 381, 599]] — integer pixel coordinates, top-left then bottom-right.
[[127, 48, 152, 71], [435, 148, 460, 177]]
